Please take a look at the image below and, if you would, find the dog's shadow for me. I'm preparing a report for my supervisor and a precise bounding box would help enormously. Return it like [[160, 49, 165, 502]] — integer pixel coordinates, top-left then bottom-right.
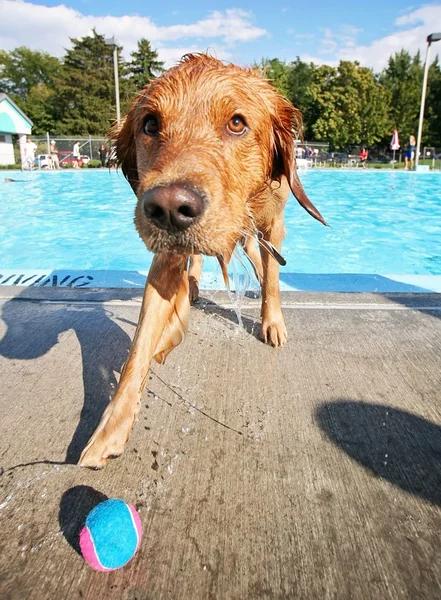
[[0, 287, 140, 464], [193, 291, 263, 342], [0, 286, 263, 465]]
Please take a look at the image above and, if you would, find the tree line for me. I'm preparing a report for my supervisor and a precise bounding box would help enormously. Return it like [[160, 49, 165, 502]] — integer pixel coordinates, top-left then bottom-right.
[[260, 53, 441, 150], [1, 30, 440, 150], [0, 31, 165, 138]]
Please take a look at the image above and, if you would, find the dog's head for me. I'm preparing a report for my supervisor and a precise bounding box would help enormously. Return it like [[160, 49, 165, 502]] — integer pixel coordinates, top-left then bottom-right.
[[115, 54, 326, 257]]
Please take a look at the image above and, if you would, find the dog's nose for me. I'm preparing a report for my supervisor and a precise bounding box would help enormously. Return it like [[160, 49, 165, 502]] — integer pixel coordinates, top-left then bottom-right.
[[142, 184, 206, 232]]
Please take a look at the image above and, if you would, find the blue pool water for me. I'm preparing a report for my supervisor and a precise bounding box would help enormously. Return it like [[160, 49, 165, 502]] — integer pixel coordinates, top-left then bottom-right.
[[1, 169, 440, 290]]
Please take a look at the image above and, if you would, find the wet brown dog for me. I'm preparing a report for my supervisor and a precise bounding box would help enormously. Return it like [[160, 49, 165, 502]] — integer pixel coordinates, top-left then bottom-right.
[[79, 54, 326, 468]]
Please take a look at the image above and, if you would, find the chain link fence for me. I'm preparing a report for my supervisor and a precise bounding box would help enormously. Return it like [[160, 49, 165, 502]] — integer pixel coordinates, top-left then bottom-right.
[[295, 142, 441, 169], [11, 135, 111, 169], [6, 135, 441, 170]]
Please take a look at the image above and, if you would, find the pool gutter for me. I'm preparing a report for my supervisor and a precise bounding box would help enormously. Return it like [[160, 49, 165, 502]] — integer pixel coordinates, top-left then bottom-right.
[[1, 270, 441, 294]]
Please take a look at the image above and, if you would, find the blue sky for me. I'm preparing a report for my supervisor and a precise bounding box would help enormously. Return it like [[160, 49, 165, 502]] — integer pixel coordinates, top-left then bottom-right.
[[1, 0, 440, 71]]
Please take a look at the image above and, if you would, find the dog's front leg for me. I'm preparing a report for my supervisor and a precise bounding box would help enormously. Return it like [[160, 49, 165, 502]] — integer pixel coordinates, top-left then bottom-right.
[[79, 253, 189, 469], [243, 236, 263, 285], [259, 211, 287, 347]]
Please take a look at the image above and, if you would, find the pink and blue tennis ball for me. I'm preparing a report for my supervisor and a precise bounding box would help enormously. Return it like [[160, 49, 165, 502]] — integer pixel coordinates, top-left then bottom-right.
[[79, 499, 142, 571]]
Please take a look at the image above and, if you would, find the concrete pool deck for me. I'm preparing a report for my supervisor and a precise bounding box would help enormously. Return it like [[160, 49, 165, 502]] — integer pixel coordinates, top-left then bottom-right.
[[1, 286, 441, 599]]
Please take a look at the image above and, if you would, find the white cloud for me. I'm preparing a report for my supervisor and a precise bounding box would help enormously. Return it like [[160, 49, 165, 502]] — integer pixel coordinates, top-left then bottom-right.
[[0, 1, 267, 66], [308, 4, 441, 71], [394, 4, 441, 26], [397, 5, 417, 17], [2, 0, 440, 73], [339, 25, 363, 36], [299, 54, 339, 67], [316, 26, 361, 57]]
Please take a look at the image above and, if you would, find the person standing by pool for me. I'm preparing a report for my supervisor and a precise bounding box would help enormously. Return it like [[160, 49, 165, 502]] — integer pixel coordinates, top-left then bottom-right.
[[23, 137, 37, 169], [72, 141, 81, 169], [98, 144, 108, 168], [50, 140, 60, 169], [404, 135, 416, 170]]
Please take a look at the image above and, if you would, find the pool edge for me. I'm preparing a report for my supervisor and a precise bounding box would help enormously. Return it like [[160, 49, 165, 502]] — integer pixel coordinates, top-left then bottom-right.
[[1, 270, 441, 294]]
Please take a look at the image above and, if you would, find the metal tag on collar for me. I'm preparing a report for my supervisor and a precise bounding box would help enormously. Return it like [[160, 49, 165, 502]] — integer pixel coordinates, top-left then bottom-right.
[[260, 239, 287, 266]]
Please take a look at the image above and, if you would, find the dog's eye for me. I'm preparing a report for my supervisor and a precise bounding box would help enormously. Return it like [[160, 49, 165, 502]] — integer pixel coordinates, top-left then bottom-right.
[[227, 115, 247, 136], [143, 115, 160, 136]]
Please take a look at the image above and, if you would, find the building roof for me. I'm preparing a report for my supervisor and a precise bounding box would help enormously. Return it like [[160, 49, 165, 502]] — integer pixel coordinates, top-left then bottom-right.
[[0, 93, 33, 134]]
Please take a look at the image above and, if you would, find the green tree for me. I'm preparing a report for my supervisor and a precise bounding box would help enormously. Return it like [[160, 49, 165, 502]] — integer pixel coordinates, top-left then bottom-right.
[[258, 58, 290, 98], [0, 47, 61, 103], [285, 58, 317, 139], [308, 64, 341, 147], [353, 66, 390, 147], [258, 58, 317, 139], [25, 85, 59, 135], [310, 61, 390, 149], [0, 47, 61, 133], [424, 57, 441, 147], [129, 39, 164, 89], [379, 50, 422, 145], [54, 30, 132, 135]]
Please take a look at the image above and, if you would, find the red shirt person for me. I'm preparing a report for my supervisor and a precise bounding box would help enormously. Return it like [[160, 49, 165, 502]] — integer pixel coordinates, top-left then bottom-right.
[[358, 147, 368, 168]]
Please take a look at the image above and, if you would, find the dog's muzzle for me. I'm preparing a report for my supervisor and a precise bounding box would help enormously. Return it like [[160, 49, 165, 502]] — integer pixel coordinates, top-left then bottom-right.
[[142, 184, 206, 232]]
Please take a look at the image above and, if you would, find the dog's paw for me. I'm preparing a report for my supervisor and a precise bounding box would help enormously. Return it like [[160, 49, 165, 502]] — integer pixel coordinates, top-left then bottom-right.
[[261, 316, 288, 347], [78, 402, 138, 469]]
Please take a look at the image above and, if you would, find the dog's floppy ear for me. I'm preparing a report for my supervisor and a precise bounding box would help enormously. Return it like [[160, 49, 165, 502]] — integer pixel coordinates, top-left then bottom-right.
[[271, 97, 328, 226], [114, 110, 139, 193]]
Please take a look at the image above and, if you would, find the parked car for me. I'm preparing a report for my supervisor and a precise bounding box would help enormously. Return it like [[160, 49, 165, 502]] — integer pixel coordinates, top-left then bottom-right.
[[34, 154, 52, 169], [59, 151, 83, 167]]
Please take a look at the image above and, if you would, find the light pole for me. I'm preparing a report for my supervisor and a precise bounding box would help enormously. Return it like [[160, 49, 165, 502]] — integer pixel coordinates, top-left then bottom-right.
[[105, 36, 121, 126], [415, 32, 441, 169]]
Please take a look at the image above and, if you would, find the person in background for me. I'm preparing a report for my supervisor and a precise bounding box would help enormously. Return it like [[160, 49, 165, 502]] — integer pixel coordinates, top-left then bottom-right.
[[72, 141, 81, 169], [404, 135, 416, 170], [50, 140, 60, 169], [98, 144, 108, 168], [358, 147, 368, 168], [24, 137, 37, 168]]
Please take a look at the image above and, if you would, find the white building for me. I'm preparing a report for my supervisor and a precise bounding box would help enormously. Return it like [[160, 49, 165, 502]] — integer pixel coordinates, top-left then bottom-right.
[[0, 93, 33, 165]]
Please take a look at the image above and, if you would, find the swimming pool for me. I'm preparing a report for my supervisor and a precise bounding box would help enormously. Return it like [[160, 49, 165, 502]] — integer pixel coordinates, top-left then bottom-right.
[[1, 169, 440, 292]]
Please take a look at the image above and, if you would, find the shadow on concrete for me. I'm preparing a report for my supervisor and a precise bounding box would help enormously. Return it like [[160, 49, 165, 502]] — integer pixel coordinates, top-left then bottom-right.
[[0, 281, 262, 468], [59, 486, 108, 555], [316, 400, 441, 506], [2, 275, 440, 469], [0, 283, 144, 464], [193, 294, 262, 342]]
